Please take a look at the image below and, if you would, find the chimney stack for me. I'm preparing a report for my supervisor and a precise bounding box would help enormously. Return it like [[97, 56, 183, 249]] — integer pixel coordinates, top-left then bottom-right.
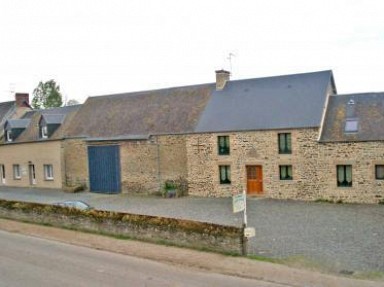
[[215, 69, 230, 91], [15, 93, 29, 107]]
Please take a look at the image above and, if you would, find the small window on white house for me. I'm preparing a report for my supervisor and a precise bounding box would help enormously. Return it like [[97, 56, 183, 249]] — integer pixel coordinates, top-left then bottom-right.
[[345, 119, 358, 133], [6, 130, 12, 142], [41, 125, 48, 138], [13, 164, 21, 179], [44, 164, 54, 180]]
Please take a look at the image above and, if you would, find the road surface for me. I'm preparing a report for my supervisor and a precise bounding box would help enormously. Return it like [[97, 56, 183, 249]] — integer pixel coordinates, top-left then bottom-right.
[[0, 230, 286, 287]]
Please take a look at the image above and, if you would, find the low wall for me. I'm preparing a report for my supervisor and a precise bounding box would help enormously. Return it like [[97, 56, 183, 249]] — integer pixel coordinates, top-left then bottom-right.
[[0, 200, 244, 255]]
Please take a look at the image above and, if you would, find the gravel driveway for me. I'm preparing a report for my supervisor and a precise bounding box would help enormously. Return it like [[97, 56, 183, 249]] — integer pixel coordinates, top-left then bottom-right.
[[0, 186, 383, 275]]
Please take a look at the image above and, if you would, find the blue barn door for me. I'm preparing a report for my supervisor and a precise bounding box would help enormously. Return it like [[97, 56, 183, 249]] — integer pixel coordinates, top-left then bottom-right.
[[88, 145, 121, 193]]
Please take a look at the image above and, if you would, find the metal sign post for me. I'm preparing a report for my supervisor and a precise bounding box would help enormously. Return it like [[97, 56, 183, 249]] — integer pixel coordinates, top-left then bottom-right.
[[242, 189, 248, 256], [232, 189, 255, 256]]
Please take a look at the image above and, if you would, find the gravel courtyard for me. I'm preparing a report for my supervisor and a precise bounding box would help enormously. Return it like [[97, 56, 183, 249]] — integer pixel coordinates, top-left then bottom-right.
[[0, 187, 383, 275]]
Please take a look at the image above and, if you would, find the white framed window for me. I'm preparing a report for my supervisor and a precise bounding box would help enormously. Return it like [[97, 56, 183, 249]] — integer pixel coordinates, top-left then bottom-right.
[[13, 164, 21, 179], [41, 125, 48, 138], [44, 164, 54, 180], [6, 130, 12, 142]]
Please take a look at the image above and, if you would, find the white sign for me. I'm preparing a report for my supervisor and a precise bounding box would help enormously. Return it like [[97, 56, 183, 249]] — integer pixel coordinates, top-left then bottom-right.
[[232, 193, 245, 213], [244, 227, 256, 238]]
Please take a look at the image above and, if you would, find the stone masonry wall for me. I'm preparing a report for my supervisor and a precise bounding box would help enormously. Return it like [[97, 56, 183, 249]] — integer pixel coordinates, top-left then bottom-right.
[[316, 141, 384, 203], [0, 199, 244, 255], [186, 128, 384, 203], [62, 139, 88, 189], [120, 135, 188, 194]]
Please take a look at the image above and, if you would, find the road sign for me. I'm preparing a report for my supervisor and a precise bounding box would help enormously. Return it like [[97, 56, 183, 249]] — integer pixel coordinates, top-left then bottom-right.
[[232, 193, 245, 213], [244, 227, 256, 238]]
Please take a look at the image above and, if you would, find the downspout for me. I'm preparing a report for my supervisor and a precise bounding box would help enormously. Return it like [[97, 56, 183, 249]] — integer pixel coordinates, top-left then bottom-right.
[[153, 136, 162, 192]]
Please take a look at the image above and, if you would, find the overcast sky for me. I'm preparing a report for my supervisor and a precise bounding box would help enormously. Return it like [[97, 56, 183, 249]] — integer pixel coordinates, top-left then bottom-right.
[[0, 0, 383, 104]]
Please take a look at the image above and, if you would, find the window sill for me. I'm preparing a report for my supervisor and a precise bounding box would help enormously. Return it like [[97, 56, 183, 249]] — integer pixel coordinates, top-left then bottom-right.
[[45, 178, 54, 181]]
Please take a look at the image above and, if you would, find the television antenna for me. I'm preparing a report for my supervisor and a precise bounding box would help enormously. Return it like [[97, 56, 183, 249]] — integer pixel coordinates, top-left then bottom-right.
[[227, 53, 235, 74]]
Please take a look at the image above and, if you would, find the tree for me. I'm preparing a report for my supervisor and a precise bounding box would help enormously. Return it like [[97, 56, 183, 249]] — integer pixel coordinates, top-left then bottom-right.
[[66, 99, 80, 106], [32, 80, 63, 109]]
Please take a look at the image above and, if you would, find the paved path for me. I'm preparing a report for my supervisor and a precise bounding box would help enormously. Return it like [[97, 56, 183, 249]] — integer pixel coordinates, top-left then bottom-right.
[[0, 187, 383, 276]]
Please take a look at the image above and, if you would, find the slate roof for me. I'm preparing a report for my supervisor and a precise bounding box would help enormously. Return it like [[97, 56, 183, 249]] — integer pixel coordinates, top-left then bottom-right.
[[196, 70, 335, 133], [0, 101, 15, 123], [5, 119, 30, 129], [66, 84, 214, 138], [12, 105, 81, 142], [41, 114, 66, 125], [319, 93, 384, 142]]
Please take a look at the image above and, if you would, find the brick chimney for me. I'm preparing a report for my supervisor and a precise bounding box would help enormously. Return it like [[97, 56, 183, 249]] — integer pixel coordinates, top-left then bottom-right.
[[15, 93, 29, 107], [215, 70, 230, 91]]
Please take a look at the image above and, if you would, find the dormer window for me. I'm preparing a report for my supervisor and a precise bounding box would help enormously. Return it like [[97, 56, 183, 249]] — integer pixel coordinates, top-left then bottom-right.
[[4, 119, 30, 143], [41, 125, 48, 139], [39, 114, 65, 139]]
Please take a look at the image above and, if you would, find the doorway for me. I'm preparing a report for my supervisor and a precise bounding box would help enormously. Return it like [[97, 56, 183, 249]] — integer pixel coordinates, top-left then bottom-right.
[[0, 165, 5, 184], [29, 164, 36, 185], [246, 165, 263, 194], [88, 145, 121, 194]]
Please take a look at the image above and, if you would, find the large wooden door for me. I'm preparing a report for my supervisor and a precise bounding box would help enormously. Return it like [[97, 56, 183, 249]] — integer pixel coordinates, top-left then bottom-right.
[[88, 145, 121, 194], [247, 165, 263, 194]]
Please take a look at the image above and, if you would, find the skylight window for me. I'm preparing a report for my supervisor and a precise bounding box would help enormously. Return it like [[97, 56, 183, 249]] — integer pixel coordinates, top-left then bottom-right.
[[345, 119, 358, 133]]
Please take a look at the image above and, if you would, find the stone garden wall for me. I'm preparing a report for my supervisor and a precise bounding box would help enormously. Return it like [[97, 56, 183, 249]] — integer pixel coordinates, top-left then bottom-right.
[[0, 199, 244, 255]]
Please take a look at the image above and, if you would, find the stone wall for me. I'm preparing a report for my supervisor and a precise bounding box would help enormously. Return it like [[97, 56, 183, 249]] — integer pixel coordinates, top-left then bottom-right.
[[186, 128, 384, 203], [120, 140, 158, 193], [0, 199, 243, 255], [62, 139, 88, 189], [120, 135, 188, 194], [316, 141, 384, 203]]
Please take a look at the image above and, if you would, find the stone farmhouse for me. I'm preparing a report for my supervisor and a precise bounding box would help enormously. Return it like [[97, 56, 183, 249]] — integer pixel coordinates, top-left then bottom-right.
[[1, 70, 383, 203]]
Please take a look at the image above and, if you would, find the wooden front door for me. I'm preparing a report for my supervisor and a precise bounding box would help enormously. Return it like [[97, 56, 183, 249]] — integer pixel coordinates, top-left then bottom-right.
[[247, 165, 263, 194]]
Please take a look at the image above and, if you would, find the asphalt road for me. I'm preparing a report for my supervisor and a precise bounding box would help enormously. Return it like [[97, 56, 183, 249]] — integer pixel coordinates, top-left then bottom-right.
[[0, 230, 288, 287], [0, 187, 383, 274]]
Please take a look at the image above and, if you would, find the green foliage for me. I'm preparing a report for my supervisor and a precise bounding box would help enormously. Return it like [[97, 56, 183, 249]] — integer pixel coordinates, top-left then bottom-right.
[[0, 199, 241, 237], [32, 79, 63, 109], [162, 177, 188, 198], [66, 99, 80, 106]]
